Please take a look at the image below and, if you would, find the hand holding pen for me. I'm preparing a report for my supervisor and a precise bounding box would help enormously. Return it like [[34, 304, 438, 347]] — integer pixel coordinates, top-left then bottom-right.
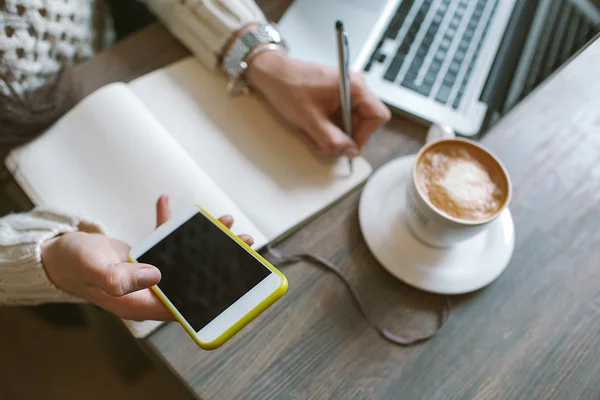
[[245, 32, 390, 160]]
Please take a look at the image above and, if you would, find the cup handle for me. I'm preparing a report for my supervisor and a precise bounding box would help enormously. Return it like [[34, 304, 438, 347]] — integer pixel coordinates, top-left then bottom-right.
[[426, 124, 455, 143]]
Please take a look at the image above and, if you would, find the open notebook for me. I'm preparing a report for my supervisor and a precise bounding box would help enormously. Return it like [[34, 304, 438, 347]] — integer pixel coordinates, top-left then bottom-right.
[[5, 57, 372, 338]]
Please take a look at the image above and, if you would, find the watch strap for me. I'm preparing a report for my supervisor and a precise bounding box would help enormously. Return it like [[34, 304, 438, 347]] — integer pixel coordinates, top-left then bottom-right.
[[226, 43, 287, 96], [222, 23, 287, 81]]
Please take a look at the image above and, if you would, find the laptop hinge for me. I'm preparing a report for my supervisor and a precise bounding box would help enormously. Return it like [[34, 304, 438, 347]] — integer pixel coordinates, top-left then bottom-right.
[[479, 0, 539, 132]]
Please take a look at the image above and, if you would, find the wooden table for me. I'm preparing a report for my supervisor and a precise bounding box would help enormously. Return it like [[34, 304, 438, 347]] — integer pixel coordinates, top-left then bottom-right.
[[37, 3, 600, 399]]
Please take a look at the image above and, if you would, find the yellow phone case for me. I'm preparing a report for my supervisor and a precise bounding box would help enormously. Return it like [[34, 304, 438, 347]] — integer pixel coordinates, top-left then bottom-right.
[[129, 206, 288, 350]]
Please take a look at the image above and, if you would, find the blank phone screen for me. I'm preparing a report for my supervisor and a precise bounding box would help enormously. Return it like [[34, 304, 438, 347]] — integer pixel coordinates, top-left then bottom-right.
[[137, 213, 270, 332]]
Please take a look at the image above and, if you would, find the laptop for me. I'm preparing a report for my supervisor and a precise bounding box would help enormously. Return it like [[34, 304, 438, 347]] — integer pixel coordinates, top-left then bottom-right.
[[278, 0, 600, 136]]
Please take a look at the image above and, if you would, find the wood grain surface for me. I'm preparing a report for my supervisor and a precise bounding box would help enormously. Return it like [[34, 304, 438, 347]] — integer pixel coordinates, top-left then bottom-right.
[[143, 32, 600, 400], [8, 1, 600, 398]]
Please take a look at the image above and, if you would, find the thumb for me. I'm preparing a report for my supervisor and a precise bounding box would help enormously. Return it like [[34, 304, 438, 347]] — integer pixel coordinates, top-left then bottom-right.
[[101, 262, 161, 297]]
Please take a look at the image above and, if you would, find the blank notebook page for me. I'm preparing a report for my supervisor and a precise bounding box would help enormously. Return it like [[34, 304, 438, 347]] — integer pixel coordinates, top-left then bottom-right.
[[130, 57, 372, 241], [6, 83, 267, 248]]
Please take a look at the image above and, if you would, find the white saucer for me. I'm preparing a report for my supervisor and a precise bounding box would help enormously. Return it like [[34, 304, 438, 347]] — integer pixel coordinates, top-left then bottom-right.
[[358, 155, 515, 295]]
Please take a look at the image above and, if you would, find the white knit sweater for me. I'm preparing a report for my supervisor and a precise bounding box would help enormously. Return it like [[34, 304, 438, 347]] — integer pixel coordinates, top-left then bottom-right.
[[0, 0, 266, 305], [0, 0, 265, 95]]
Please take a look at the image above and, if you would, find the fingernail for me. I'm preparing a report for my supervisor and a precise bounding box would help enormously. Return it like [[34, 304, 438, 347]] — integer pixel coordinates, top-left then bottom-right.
[[344, 147, 360, 158], [136, 268, 159, 289]]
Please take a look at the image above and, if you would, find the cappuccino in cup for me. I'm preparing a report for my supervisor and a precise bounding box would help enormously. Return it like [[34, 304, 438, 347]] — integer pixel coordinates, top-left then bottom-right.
[[415, 140, 509, 223], [406, 138, 511, 248]]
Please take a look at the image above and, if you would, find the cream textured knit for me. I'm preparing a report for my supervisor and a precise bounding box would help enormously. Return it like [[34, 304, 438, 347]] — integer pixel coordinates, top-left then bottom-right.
[[0, 0, 267, 305], [0, 209, 102, 304], [0, 0, 265, 95]]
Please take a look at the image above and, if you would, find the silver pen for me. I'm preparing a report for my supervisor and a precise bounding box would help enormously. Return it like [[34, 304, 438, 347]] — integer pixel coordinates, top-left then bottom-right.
[[335, 20, 354, 174]]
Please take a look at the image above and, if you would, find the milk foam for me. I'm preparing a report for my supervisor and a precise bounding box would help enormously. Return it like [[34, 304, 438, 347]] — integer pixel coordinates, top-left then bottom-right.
[[416, 142, 506, 221], [440, 160, 494, 209]]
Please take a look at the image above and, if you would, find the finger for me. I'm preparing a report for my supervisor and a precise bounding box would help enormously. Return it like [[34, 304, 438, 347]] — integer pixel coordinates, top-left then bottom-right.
[[156, 195, 171, 228], [306, 115, 358, 157], [300, 122, 345, 160], [92, 287, 174, 321], [239, 234, 254, 246], [350, 71, 366, 84], [352, 114, 361, 134], [218, 215, 234, 229], [100, 262, 161, 297], [350, 78, 391, 150], [354, 117, 386, 150]]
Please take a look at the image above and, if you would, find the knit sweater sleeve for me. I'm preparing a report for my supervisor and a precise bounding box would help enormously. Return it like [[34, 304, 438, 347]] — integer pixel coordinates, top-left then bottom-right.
[[0, 209, 101, 305], [142, 0, 267, 69]]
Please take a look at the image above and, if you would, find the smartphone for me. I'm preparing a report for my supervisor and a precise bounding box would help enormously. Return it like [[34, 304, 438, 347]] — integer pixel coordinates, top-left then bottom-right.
[[129, 205, 287, 350]]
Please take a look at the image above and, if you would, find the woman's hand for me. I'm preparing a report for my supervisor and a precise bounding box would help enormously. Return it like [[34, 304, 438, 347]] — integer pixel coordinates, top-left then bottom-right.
[[247, 51, 391, 157], [40, 196, 253, 321]]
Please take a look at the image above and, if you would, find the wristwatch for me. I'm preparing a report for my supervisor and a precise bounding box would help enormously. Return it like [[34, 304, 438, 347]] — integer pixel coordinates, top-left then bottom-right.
[[222, 23, 288, 96]]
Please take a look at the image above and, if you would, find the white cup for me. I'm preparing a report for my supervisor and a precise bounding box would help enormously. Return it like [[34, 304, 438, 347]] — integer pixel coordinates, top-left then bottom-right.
[[405, 124, 512, 248]]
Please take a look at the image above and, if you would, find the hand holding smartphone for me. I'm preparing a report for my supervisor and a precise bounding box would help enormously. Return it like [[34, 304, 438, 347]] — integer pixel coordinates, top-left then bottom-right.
[[129, 205, 287, 350]]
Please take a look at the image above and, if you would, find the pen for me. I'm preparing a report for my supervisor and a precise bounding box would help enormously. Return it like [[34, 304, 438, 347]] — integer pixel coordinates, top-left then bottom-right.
[[335, 20, 354, 174]]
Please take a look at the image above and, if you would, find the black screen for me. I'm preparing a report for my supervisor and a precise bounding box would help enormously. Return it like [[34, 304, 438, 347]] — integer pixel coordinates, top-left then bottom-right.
[[137, 213, 270, 331]]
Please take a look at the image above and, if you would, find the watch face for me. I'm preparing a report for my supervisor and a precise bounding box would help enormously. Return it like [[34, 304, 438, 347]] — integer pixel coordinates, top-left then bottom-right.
[[223, 23, 284, 80], [264, 24, 283, 44]]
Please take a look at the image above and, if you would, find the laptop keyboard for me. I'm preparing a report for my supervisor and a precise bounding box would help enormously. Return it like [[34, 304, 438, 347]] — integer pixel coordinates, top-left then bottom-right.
[[364, 0, 499, 109]]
